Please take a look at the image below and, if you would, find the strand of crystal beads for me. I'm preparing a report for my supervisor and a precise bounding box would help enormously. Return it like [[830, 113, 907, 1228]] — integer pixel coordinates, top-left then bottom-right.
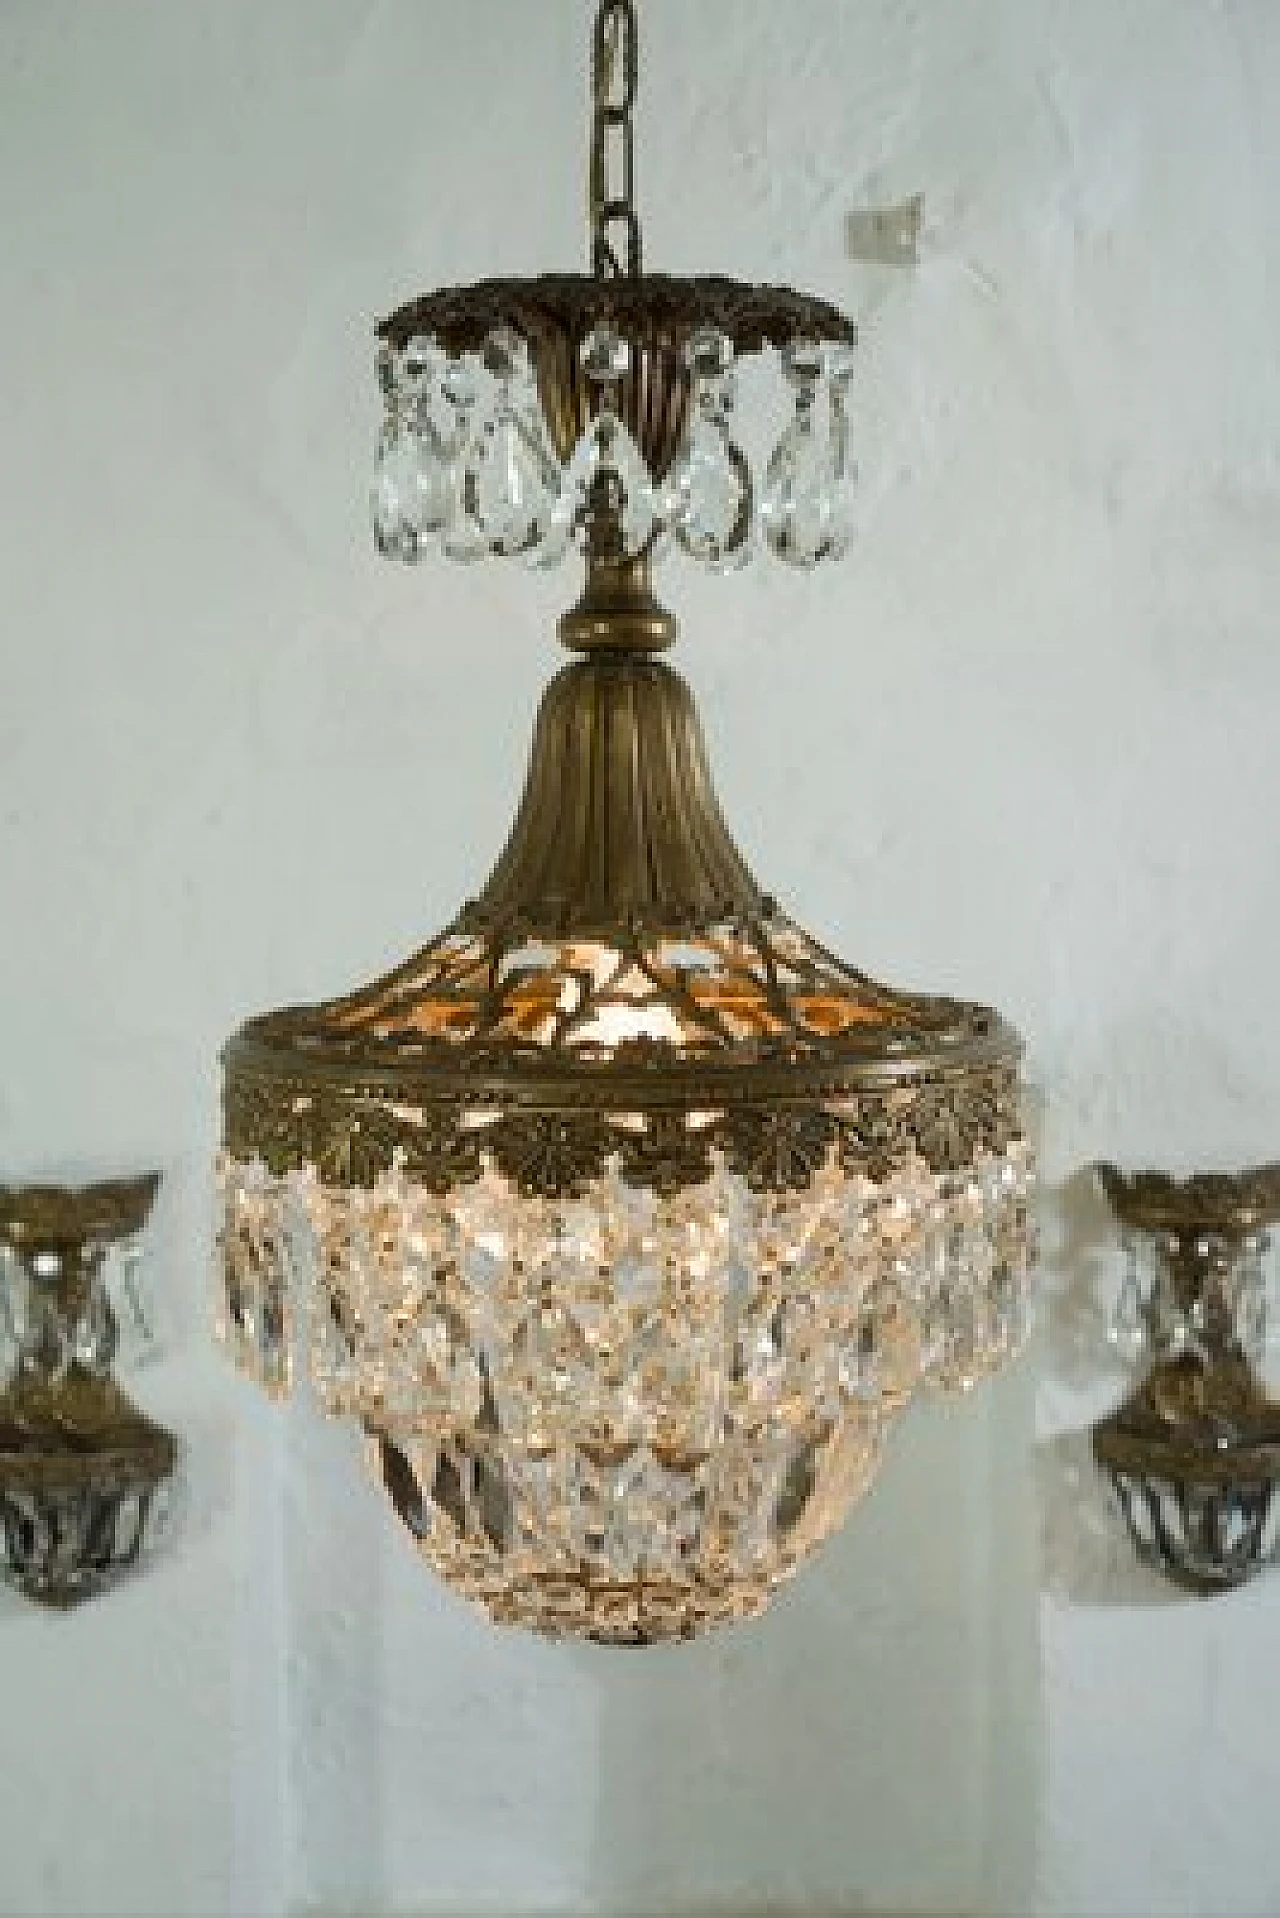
[[216, 1136, 1034, 1640], [371, 329, 863, 574]]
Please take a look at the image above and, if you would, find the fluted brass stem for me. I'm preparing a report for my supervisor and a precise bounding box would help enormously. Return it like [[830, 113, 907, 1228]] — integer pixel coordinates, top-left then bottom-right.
[[465, 654, 762, 934]]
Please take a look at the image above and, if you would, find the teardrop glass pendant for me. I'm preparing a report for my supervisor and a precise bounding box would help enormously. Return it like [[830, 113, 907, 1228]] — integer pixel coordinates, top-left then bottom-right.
[[370, 335, 459, 561], [542, 323, 657, 563], [468, 328, 563, 558], [441, 357, 491, 563], [1108, 1239, 1148, 1362], [761, 340, 857, 568], [662, 327, 753, 569]]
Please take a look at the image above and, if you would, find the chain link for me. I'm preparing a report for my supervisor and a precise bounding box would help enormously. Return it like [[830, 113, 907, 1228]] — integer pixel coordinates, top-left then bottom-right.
[[590, 0, 641, 278]]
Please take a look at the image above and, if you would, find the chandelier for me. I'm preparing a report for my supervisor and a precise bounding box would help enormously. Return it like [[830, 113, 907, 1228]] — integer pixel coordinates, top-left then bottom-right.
[[216, 1, 1036, 1646]]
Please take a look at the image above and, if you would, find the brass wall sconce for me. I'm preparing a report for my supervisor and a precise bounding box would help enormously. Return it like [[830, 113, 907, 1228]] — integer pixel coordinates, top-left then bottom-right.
[[1093, 1163, 1280, 1595], [0, 1176, 177, 1607]]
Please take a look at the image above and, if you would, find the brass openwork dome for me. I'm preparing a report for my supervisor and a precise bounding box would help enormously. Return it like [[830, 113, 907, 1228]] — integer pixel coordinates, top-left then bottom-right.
[[217, 0, 1036, 1645]]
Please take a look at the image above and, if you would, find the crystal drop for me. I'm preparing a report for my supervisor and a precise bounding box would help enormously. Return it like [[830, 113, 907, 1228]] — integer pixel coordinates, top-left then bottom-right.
[[1243, 1283, 1269, 1362], [1108, 1248, 1147, 1362], [370, 336, 463, 562], [312, 1287, 359, 1413], [989, 1262, 1033, 1360], [531, 321, 654, 561], [371, 417, 450, 561], [580, 321, 631, 386], [466, 329, 561, 556], [545, 407, 656, 561], [440, 358, 490, 562], [1148, 1264, 1189, 1357], [781, 338, 826, 387], [614, 1248, 661, 1311], [401, 332, 446, 393], [0, 1249, 23, 1387], [74, 1277, 117, 1373], [840, 1294, 884, 1404], [937, 1285, 982, 1394], [825, 341, 858, 390], [687, 324, 733, 382], [101, 1235, 164, 1369], [481, 323, 525, 383], [761, 337, 857, 567], [735, 1300, 788, 1406], [661, 327, 752, 568]]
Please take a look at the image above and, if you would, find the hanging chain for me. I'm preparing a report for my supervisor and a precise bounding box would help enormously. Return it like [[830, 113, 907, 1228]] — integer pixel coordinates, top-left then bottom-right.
[[590, 0, 641, 278]]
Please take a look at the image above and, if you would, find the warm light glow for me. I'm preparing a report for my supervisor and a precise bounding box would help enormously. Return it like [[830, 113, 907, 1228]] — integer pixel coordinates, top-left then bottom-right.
[[217, 1139, 1035, 1643]]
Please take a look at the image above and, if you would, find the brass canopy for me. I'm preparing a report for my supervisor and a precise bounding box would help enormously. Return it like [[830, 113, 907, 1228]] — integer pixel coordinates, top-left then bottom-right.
[[223, 649, 1021, 1197]]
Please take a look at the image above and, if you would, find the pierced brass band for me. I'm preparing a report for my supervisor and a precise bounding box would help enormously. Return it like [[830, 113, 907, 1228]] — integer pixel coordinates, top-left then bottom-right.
[[221, 1046, 1022, 1198]]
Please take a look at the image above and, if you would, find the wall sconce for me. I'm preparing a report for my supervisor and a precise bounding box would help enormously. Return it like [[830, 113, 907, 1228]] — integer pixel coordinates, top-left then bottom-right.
[[1093, 1163, 1280, 1595], [0, 1176, 177, 1607]]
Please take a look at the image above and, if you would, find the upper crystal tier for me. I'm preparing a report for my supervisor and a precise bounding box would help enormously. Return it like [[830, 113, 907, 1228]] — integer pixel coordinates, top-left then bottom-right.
[[371, 279, 860, 575]]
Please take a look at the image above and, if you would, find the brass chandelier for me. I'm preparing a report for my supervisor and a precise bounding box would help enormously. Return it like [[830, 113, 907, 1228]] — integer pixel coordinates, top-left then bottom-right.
[[217, 1, 1036, 1646]]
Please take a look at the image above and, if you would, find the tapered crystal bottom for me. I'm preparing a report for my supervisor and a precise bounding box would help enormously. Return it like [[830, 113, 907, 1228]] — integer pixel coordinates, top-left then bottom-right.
[[218, 1142, 1034, 1642]]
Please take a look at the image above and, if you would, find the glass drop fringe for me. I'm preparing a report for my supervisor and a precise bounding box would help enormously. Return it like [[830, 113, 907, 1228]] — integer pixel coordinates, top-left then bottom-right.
[[371, 324, 859, 575], [217, 1133, 1035, 1643]]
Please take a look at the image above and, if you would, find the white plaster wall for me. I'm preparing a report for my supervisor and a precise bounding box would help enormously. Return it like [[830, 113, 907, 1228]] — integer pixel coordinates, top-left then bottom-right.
[[0, 2, 1279, 1914]]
